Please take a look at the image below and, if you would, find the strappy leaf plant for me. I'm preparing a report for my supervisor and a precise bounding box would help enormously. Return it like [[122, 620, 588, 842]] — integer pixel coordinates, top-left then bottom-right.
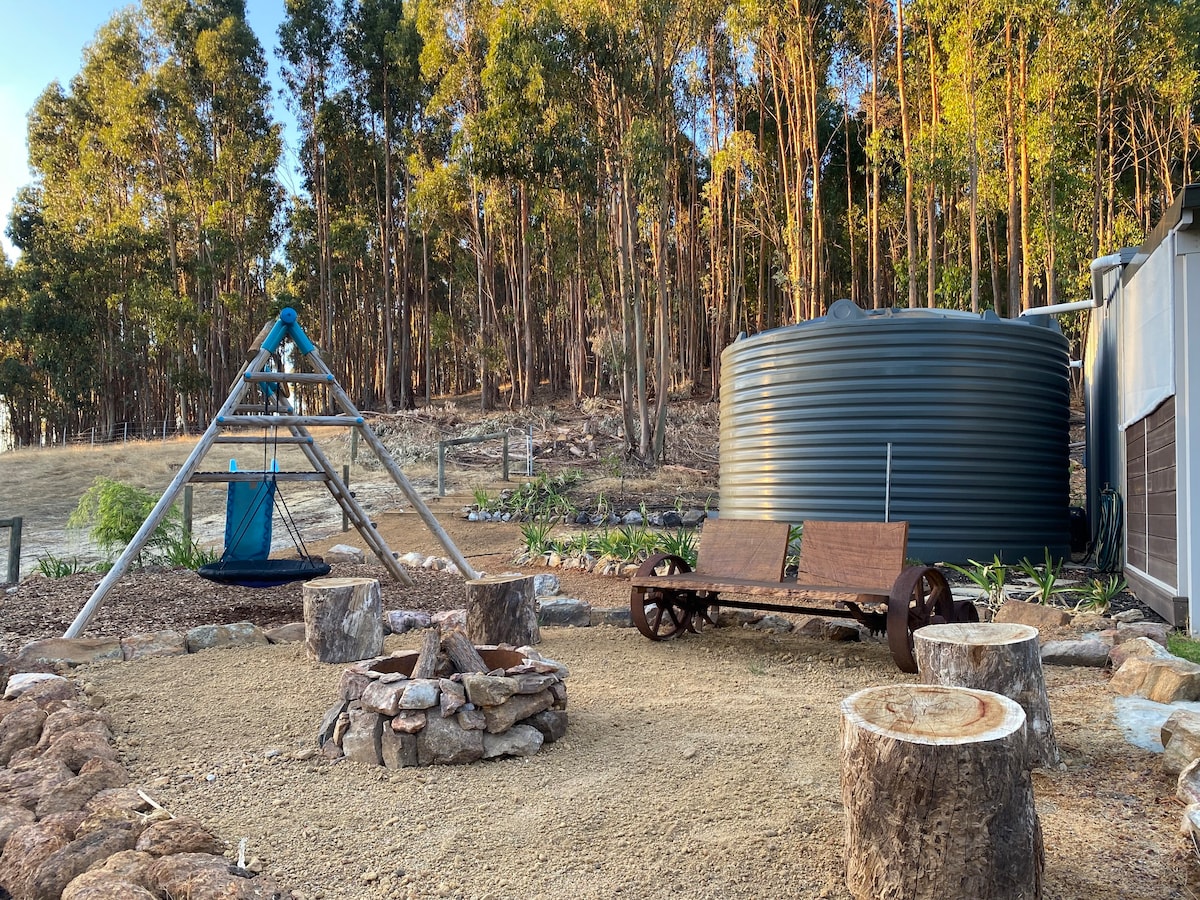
[[1015, 548, 1071, 604]]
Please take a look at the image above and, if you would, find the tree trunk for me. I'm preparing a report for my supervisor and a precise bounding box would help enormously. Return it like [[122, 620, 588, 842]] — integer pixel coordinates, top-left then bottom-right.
[[465, 574, 540, 647], [915, 622, 1059, 768], [303, 577, 384, 664], [840, 683, 1043, 899]]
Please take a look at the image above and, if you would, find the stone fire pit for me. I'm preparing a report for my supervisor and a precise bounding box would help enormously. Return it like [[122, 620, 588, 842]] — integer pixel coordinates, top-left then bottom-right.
[[317, 641, 569, 766]]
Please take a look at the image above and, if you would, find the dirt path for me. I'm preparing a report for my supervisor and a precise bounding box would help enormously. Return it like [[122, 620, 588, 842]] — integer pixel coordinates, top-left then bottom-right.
[[75, 625, 1192, 900]]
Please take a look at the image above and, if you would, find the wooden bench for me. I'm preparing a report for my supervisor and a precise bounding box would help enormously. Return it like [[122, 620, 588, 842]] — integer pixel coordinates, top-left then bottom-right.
[[629, 519, 978, 673]]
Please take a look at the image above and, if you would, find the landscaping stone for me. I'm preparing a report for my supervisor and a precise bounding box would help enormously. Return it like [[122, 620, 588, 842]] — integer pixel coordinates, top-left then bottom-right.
[[994, 600, 1072, 629], [748, 614, 794, 634], [590, 607, 631, 628], [264, 622, 306, 644], [482, 724, 543, 759], [325, 544, 365, 564], [384, 610, 432, 635], [538, 598, 592, 627], [533, 574, 560, 597], [1116, 621, 1170, 647], [184, 622, 269, 653], [1110, 656, 1200, 703], [3, 674, 67, 701], [14, 639, 124, 672], [523, 710, 568, 743], [1163, 712, 1200, 775], [1109, 636, 1173, 669], [416, 714, 483, 765], [341, 707, 384, 766], [120, 630, 187, 661], [1178, 757, 1200, 806], [1041, 639, 1111, 667], [1113, 609, 1145, 624], [681, 509, 706, 527]]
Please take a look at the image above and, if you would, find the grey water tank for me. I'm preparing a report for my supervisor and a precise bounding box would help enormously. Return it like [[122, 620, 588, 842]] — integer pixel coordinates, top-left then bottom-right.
[[718, 300, 1071, 564]]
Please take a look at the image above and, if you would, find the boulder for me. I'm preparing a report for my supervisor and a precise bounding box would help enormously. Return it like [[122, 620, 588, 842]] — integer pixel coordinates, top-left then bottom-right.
[[3, 673, 68, 700], [1115, 621, 1170, 647], [135, 817, 223, 856], [1109, 636, 1173, 669], [482, 724, 544, 759], [184, 623, 269, 653], [1178, 757, 1200, 807], [416, 714, 483, 765], [994, 600, 1072, 629], [14, 638, 124, 671], [25, 824, 138, 900], [482, 690, 554, 734], [120, 631, 187, 661], [522, 709, 568, 743], [590, 607, 632, 628], [0, 701, 46, 765], [384, 610, 432, 635], [324, 544, 366, 564], [1110, 656, 1200, 703], [537, 598, 592, 628], [264, 623, 306, 644], [1040, 639, 1111, 667], [341, 708, 384, 765]]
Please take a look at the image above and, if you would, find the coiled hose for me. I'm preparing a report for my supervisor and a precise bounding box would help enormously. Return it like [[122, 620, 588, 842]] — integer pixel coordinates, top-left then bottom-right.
[[1094, 486, 1123, 573]]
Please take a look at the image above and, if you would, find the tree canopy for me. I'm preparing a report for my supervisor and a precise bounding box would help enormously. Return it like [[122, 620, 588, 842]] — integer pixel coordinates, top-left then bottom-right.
[[2, 0, 1197, 457]]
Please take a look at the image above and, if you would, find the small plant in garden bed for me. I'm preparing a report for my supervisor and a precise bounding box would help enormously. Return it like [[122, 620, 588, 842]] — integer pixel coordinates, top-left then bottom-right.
[[36, 553, 92, 578], [1070, 575, 1127, 615], [944, 554, 1008, 606], [1015, 548, 1072, 604], [473, 470, 581, 519], [518, 521, 698, 568]]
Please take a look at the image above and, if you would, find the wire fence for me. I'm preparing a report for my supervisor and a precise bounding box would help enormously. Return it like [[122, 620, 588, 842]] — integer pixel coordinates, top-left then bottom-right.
[[0, 421, 208, 454]]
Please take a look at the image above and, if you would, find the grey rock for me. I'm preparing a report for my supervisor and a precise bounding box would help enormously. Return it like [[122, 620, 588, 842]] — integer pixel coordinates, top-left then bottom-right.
[[1113, 609, 1144, 624], [416, 714, 484, 765], [549, 681, 568, 710], [462, 673, 519, 707], [748, 614, 794, 634], [621, 510, 644, 526], [325, 544, 366, 564], [513, 673, 558, 694], [483, 690, 554, 734], [662, 511, 683, 528], [438, 679, 466, 717], [1041, 639, 1111, 667], [716, 609, 761, 628], [341, 708, 383, 765], [590, 607, 632, 628], [381, 729, 418, 768], [532, 574, 561, 598], [482, 724, 544, 759], [264, 622, 306, 644], [384, 610, 432, 635], [1116, 621, 1170, 647], [681, 509, 706, 527], [522, 709, 568, 743], [457, 707, 486, 731], [399, 679, 440, 710], [538, 598, 592, 627], [338, 669, 372, 702], [184, 622, 269, 653], [120, 630, 187, 662]]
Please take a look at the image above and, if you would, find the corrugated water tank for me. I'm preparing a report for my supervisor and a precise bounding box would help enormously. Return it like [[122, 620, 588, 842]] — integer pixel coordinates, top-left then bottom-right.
[[718, 300, 1071, 564]]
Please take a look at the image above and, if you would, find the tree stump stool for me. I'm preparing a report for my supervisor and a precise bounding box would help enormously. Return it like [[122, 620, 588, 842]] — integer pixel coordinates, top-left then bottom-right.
[[840, 684, 1043, 900], [303, 577, 384, 664], [915, 622, 1059, 768], [465, 574, 540, 646]]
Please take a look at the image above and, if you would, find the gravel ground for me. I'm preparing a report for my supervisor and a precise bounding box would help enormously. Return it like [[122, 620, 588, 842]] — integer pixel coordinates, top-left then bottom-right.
[[1, 519, 1195, 899]]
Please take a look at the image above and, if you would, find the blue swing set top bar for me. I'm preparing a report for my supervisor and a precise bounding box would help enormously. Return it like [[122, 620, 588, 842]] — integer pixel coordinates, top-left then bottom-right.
[[261, 307, 316, 356]]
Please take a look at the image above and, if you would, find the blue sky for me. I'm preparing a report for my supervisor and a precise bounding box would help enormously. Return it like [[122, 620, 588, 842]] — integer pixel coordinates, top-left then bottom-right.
[[0, 1, 294, 260]]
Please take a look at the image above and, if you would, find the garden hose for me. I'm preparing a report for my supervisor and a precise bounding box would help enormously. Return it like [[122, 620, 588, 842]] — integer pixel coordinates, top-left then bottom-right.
[[1095, 486, 1123, 573]]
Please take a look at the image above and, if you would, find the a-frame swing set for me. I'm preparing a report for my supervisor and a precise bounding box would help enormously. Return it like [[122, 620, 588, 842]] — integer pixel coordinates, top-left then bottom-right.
[[64, 307, 479, 639]]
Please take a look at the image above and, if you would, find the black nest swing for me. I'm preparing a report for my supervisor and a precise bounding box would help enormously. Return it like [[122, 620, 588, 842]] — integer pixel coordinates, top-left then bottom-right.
[[197, 390, 331, 589]]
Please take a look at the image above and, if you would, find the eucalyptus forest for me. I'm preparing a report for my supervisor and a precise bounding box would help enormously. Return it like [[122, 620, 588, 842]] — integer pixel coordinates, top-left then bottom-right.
[[0, 0, 1197, 460]]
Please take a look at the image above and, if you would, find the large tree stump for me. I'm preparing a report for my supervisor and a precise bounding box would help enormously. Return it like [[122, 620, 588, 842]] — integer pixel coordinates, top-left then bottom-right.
[[915, 622, 1059, 768], [303, 577, 384, 664], [841, 684, 1043, 900], [465, 574, 540, 646]]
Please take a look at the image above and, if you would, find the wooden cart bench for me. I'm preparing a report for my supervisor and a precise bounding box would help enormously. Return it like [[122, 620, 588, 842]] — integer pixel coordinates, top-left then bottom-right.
[[629, 519, 978, 673]]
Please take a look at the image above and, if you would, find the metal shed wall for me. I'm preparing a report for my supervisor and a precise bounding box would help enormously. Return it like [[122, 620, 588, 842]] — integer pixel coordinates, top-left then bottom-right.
[[718, 300, 1071, 564]]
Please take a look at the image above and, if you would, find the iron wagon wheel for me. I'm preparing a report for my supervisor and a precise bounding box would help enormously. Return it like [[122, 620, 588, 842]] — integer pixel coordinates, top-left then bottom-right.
[[631, 552, 695, 640], [688, 596, 721, 633], [952, 599, 981, 623], [886, 567, 955, 673]]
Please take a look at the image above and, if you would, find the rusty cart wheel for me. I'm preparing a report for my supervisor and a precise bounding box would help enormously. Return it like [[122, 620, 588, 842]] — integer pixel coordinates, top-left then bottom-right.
[[631, 552, 694, 641], [886, 567, 955, 673], [952, 599, 981, 623]]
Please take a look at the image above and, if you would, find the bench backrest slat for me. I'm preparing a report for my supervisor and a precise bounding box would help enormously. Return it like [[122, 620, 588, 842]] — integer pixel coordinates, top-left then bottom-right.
[[794, 520, 908, 593], [695, 519, 790, 581]]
